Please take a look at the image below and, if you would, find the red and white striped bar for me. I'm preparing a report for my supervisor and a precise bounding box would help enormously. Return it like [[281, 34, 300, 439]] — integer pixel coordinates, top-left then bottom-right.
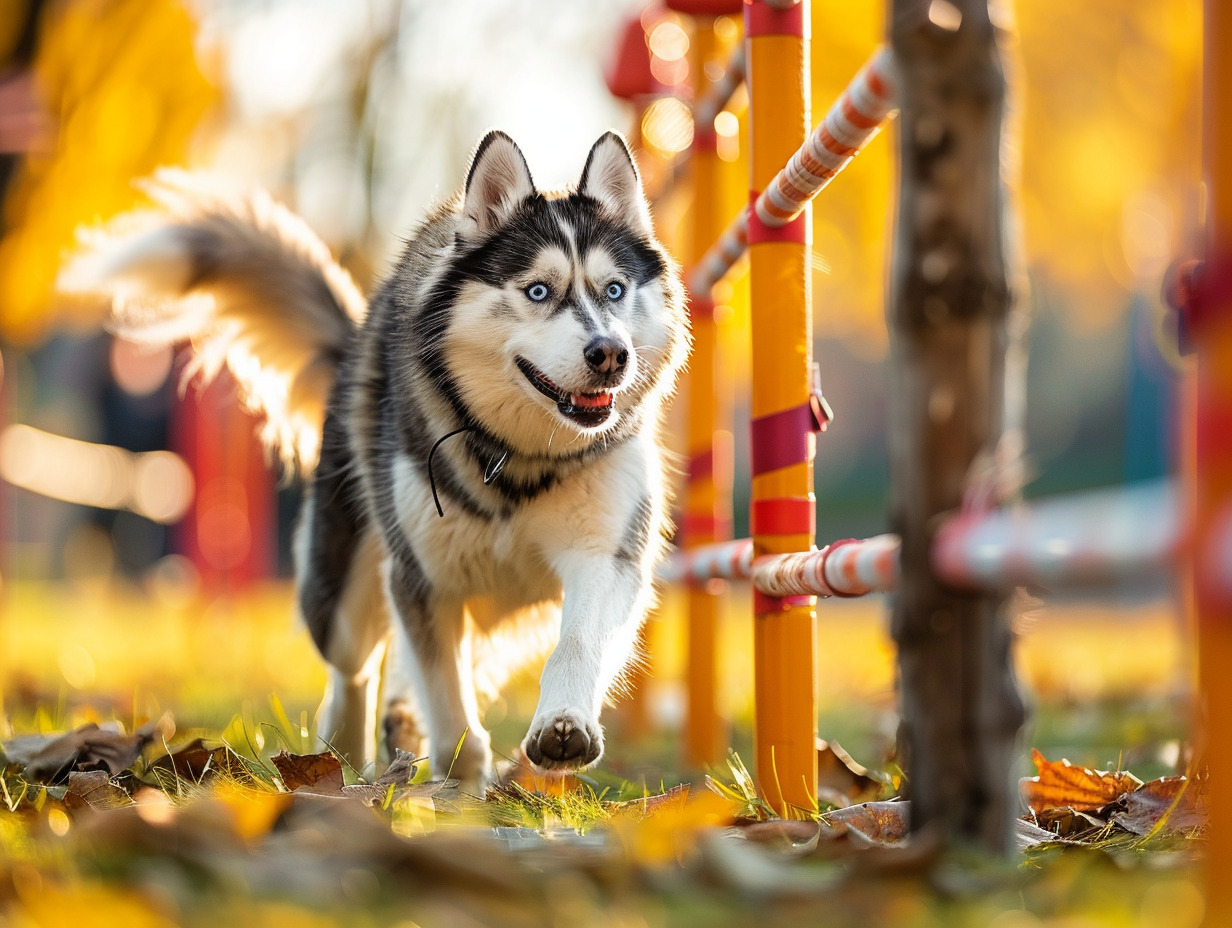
[[933, 480, 1177, 591], [659, 537, 753, 586], [694, 44, 746, 129], [688, 46, 898, 294], [755, 46, 897, 227], [755, 534, 899, 597], [688, 212, 748, 295], [662, 480, 1189, 597], [659, 535, 897, 597]]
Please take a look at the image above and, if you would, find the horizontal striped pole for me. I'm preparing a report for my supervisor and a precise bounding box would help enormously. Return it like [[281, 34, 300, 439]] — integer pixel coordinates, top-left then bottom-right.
[[660, 535, 898, 596], [688, 46, 898, 293], [933, 480, 1178, 590], [756, 534, 899, 597], [662, 480, 1191, 596]]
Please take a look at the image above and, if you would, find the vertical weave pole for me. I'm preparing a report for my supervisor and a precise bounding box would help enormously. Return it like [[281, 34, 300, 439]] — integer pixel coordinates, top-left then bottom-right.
[[746, 0, 817, 814], [682, 15, 734, 769], [1196, 0, 1232, 914], [888, 0, 1025, 851]]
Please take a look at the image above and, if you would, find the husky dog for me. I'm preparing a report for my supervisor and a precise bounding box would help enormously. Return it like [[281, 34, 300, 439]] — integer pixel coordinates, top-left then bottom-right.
[[63, 131, 689, 785]]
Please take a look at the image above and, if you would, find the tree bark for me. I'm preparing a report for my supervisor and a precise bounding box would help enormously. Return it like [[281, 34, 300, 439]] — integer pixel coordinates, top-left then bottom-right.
[[887, 0, 1026, 853]]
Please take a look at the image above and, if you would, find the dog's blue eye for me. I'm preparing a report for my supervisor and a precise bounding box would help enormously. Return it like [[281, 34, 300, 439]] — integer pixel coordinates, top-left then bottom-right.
[[526, 283, 549, 302], [606, 282, 624, 301]]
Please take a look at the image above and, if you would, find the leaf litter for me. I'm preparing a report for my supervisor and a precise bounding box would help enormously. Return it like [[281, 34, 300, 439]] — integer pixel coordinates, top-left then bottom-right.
[[0, 717, 1209, 927]]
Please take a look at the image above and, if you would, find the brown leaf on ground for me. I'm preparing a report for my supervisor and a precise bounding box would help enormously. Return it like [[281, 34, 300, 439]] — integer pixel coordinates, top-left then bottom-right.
[[272, 750, 344, 796], [1015, 818, 1074, 849], [147, 739, 256, 786], [338, 750, 428, 805], [371, 750, 420, 790], [817, 739, 885, 806], [17, 720, 162, 783], [605, 784, 690, 820], [1031, 806, 1110, 839], [65, 769, 133, 810], [1020, 749, 1142, 815], [1109, 776, 1208, 836], [823, 800, 910, 845]]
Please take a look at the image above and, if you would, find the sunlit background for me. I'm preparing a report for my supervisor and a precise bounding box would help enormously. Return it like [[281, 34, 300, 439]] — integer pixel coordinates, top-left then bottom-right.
[[0, 0, 1203, 771]]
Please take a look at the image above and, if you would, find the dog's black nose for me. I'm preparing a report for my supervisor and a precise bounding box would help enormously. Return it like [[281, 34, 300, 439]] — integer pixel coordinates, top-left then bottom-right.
[[583, 337, 629, 375]]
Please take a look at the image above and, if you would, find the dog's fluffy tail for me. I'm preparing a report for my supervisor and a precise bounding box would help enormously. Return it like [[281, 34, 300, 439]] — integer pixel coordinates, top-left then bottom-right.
[[59, 169, 366, 474]]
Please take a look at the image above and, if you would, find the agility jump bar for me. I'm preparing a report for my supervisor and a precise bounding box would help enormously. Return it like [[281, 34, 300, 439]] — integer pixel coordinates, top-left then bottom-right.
[[693, 44, 745, 135], [689, 46, 898, 294], [660, 534, 900, 596], [661, 480, 1195, 597]]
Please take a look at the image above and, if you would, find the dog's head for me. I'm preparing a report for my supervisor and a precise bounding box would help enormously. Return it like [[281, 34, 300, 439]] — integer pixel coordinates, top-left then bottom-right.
[[434, 130, 688, 456]]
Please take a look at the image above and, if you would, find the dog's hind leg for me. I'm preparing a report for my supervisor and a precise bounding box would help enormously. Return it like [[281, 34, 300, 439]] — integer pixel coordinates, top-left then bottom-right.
[[382, 621, 428, 760], [296, 421, 389, 770], [310, 528, 389, 769], [385, 557, 491, 789]]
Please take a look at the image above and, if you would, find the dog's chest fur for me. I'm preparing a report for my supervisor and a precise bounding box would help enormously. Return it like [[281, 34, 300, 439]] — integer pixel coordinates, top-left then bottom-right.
[[387, 432, 658, 619]]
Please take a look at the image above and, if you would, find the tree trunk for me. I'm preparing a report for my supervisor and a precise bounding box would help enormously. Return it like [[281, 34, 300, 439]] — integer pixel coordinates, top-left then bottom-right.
[[887, 0, 1026, 853]]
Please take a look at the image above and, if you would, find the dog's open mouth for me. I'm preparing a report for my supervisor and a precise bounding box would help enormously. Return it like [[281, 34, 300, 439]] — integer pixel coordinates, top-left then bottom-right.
[[516, 357, 613, 428]]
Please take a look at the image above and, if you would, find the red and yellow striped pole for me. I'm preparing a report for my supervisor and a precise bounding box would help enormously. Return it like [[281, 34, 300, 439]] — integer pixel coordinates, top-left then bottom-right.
[[745, 0, 817, 814], [1196, 0, 1232, 915], [680, 10, 738, 769]]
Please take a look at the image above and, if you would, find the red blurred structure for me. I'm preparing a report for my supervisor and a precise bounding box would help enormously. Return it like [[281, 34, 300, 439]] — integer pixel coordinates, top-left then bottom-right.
[[174, 374, 274, 593]]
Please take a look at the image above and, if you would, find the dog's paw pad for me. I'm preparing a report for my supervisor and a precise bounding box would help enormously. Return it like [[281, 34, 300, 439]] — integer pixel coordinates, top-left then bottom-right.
[[523, 713, 602, 770]]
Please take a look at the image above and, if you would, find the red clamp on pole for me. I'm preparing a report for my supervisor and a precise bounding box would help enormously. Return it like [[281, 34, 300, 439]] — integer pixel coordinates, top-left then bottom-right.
[[744, 0, 806, 38], [747, 190, 810, 245], [689, 292, 716, 321], [750, 386, 831, 476], [750, 497, 815, 536], [752, 590, 815, 614]]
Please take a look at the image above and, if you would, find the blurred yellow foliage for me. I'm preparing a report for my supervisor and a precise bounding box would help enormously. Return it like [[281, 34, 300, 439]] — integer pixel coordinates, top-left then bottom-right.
[[0, 0, 216, 344], [803, 0, 1201, 348], [10, 883, 179, 928]]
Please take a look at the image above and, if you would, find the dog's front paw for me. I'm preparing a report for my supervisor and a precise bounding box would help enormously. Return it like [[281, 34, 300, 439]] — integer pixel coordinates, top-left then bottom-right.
[[523, 711, 603, 771]]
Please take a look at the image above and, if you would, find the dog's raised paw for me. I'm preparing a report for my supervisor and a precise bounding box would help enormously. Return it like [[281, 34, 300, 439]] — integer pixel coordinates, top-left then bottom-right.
[[523, 712, 602, 770]]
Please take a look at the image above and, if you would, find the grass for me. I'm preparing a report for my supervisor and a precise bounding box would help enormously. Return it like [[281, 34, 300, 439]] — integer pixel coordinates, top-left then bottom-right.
[[0, 577, 1207, 927]]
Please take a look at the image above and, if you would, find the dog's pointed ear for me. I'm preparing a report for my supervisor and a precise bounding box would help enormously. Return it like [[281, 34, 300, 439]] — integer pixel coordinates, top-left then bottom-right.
[[461, 131, 535, 239], [579, 132, 652, 235]]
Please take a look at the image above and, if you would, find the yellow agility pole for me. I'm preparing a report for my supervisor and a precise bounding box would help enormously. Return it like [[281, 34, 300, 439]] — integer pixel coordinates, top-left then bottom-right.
[[745, 0, 817, 815], [677, 8, 738, 770], [1194, 0, 1232, 915]]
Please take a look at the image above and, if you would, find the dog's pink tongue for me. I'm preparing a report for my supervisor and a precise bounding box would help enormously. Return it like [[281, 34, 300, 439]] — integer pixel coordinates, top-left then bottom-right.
[[570, 391, 613, 409]]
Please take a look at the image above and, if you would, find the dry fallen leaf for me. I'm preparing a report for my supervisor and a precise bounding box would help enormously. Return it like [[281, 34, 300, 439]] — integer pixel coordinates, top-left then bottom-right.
[[1020, 749, 1142, 815], [605, 784, 690, 820], [65, 769, 133, 810], [272, 750, 345, 796], [147, 738, 255, 786], [816, 739, 885, 806], [1109, 775, 1208, 836], [1031, 806, 1109, 839], [15, 721, 162, 784], [823, 800, 910, 846]]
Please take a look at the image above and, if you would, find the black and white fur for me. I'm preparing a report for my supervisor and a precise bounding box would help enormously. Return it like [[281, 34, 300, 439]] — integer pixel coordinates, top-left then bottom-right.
[[61, 132, 689, 786]]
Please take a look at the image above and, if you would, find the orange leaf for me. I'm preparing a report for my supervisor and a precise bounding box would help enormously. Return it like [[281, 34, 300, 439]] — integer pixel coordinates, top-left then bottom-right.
[[1020, 748, 1142, 815]]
